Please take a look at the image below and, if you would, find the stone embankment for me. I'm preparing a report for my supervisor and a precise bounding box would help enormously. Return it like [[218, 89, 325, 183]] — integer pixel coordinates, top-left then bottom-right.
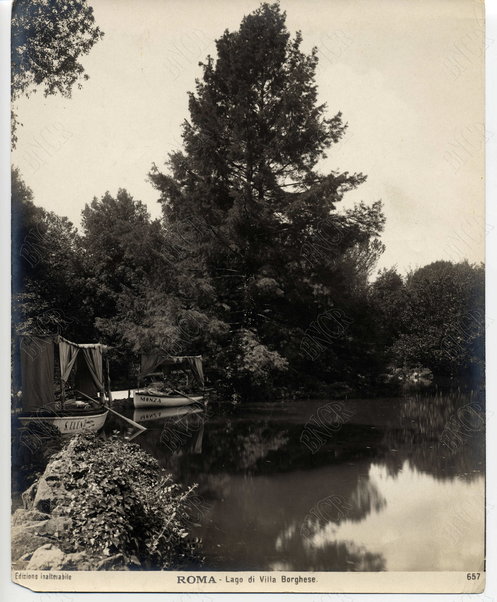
[[12, 434, 203, 571], [12, 439, 136, 571]]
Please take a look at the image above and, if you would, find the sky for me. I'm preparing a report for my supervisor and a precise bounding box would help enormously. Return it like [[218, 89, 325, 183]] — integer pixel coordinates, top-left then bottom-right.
[[11, 0, 486, 274]]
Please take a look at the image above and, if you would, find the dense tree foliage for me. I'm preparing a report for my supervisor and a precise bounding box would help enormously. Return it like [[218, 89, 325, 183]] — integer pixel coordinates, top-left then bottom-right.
[[12, 168, 91, 339], [78, 189, 231, 384], [389, 261, 485, 381], [80, 190, 166, 326], [148, 3, 385, 397]]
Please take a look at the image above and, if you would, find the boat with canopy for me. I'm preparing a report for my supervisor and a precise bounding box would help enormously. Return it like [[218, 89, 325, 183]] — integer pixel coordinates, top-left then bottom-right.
[[15, 335, 111, 434], [133, 353, 205, 408]]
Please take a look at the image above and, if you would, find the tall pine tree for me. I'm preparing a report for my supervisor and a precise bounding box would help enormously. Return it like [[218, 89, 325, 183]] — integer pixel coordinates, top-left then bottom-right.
[[150, 3, 385, 398]]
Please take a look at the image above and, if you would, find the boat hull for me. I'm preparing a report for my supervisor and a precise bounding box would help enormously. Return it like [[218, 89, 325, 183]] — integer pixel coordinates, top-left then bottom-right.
[[18, 410, 109, 435], [133, 391, 203, 408]]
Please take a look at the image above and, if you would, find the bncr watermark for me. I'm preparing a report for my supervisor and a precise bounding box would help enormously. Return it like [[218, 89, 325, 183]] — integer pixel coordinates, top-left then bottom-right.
[[440, 213, 493, 263], [14, 407, 66, 453], [156, 313, 203, 356], [442, 1, 491, 82], [443, 123, 492, 175], [439, 403, 485, 453], [162, 29, 211, 81], [440, 310, 488, 360], [161, 214, 210, 267], [300, 401, 355, 454], [301, 218, 344, 268], [18, 121, 73, 174], [16, 309, 75, 345], [160, 405, 213, 452], [19, 222, 48, 268], [437, 494, 482, 546], [300, 307, 353, 361], [300, 494, 352, 539], [318, 30, 354, 65]]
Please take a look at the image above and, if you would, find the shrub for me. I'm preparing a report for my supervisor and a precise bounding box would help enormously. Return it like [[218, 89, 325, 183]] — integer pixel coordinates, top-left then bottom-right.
[[52, 433, 203, 569]]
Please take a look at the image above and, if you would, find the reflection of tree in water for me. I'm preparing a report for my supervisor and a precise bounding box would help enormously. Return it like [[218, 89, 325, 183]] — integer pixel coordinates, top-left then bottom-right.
[[110, 396, 483, 570], [199, 418, 382, 475], [108, 411, 208, 477], [400, 393, 482, 438], [349, 476, 387, 517], [379, 393, 484, 481], [300, 477, 386, 540], [194, 453, 387, 570], [237, 426, 289, 469], [119, 393, 484, 489], [164, 419, 294, 477], [286, 477, 387, 570], [305, 540, 386, 571], [115, 414, 292, 486], [273, 525, 385, 571]]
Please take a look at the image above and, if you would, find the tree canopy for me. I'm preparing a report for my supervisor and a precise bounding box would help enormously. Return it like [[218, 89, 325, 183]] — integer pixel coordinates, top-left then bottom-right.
[[147, 2, 385, 398], [11, 0, 103, 144], [12, 167, 91, 339], [390, 261, 485, 381]]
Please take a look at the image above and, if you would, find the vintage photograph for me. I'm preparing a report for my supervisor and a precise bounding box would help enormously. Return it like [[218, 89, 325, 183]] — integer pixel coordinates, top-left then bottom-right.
[[10, 0, 485, 593]]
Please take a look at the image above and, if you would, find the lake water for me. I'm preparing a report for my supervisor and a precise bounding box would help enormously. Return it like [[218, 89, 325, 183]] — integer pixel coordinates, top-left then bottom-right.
[[113, 394, 485, 572]]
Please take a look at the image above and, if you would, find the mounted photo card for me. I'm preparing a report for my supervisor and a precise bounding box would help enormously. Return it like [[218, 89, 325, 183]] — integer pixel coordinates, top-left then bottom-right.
[[9, 0, 486, 594]]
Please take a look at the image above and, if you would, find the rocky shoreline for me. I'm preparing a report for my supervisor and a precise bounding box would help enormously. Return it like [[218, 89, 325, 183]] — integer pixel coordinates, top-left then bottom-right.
[[12, 440, 132, 570], [12, 434, 203, 571]]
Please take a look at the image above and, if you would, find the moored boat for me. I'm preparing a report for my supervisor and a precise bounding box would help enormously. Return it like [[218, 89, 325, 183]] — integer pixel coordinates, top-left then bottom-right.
[[133, 353, 205, 409], [133, 391, 203, 408], [15, 335, 112, 435], [18, 408, 109, 435]]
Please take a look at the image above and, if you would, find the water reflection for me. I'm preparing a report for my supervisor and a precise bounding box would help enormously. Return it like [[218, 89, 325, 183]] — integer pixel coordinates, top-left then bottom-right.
[[305, 462, 484, 571], [105, 394, 484, 571], [382, 393, 485, 481], [132, 406, 204, 422]]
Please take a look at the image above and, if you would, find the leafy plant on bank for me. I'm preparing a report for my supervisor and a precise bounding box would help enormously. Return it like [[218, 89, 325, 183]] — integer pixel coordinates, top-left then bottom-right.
[[53, 433, 203, 569]]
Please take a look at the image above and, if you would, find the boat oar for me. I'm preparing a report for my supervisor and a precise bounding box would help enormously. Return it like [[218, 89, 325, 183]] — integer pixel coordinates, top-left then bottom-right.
[[75, 390, 147, 432], [172, 388, 205, 405]]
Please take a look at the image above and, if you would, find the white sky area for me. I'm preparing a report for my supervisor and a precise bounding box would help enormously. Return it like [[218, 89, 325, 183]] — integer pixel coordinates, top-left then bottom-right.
[[11, 0, 486, 274]]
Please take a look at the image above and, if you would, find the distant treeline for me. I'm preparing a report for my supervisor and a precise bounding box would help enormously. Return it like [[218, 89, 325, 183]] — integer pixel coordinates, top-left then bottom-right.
[[11, 167, 484, 400], [11, 3, 484, 400]]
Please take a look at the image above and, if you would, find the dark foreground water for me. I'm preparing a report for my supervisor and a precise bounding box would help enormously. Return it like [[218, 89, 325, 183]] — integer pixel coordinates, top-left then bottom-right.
[[110, 394, 485, 572]]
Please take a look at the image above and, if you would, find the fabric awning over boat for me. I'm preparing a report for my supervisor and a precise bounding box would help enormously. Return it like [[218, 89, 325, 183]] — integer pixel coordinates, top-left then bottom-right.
[[19, 335, 110, 411], [20, 337, 56, 410], [58, 337, 109, 394], [140, 353, 204, 388]]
